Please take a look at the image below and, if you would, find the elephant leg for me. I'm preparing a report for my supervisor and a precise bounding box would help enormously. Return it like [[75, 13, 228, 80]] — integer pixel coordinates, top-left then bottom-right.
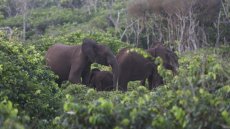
[[68, 66, 81, 84], [55, 78, 63, 87], [82, 66, 91, 86], [151, 73, 163, 89], [90, 79, 96, 90], [118, 79, 128, 92], [99, 83, 103, 91], [147, 74, 153, 90], [140, 79, 146, 86]]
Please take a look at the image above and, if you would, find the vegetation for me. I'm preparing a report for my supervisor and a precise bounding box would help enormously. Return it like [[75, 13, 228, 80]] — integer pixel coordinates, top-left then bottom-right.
[[0, 38, 62, 128], [0, 0, 229, 129], [57, 50, 230, 129]]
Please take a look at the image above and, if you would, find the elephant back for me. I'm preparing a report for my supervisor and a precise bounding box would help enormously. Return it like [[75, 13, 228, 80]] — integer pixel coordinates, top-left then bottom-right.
[[116, 48, 129, 60]]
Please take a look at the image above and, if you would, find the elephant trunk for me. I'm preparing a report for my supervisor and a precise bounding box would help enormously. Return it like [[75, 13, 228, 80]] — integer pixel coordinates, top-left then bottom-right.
[[108, 57, 119, 90]]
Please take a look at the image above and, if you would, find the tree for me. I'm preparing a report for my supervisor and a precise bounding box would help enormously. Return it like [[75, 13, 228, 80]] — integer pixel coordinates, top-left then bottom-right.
[[16, 0, 28, 41], [127, 0, 223, 51]]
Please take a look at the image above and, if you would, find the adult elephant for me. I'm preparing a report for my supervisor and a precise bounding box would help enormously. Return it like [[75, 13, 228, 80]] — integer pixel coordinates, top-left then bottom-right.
[[117, 43, 178, 91], [141, 44, 179, 88], [45, 38, 118, 88]]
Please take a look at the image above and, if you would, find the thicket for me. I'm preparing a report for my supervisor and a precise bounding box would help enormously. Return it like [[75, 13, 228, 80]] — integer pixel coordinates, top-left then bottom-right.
[[32, 31, 128, 54], [1, 0, 229, 50], [0, 36, 62, 128], [0, 99, 25, 129], [55, 49, 230, 129], [0, 29, 229, 129], [0, 31, 126, 128], [0, 7, 90, 39], [0, 0, 229, 129]]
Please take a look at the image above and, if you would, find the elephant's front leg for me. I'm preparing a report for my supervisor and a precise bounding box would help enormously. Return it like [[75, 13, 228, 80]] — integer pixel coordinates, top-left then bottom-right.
[[55, 79, 63, 87], [82, 65, 91, 86], [68, 66, 82, 84], [151, 73, 163, 89], [147, 74, 153, 90], [96, 82, 103, 91], [140, 79, 146, 86]]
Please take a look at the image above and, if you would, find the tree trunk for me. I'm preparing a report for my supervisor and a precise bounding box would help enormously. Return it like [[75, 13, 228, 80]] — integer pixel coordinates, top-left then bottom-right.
[[22, 0, 27, 42]]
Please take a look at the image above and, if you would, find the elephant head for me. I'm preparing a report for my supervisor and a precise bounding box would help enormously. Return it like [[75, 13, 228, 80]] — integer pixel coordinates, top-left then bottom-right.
[[148, 43, 179, 75], [82, 38, 119, 88]]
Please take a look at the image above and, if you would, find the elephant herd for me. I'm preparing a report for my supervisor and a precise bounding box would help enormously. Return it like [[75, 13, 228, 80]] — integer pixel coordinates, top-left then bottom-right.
[[45, 38, 179, 91]]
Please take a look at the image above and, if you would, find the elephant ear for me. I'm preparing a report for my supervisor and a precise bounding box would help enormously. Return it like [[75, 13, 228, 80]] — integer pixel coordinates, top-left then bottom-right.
[[82, 38, 97, 62]]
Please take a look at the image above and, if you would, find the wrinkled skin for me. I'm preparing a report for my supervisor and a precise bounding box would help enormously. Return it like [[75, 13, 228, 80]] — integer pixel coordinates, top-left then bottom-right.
[[117, 44, 178, 91], [89, 68, 114, 91], [45, 38, 118, 87]]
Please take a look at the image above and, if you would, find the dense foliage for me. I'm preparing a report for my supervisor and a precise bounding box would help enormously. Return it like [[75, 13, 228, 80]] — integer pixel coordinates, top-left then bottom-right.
[[0, 37, 62, 128], [0, 0, 229, 129], [0, 0, 229, 49], [56, 50, 230, 129], [0, 99, 24, 129], [1, 30, 230, 129], [32, 31, 128, 54]]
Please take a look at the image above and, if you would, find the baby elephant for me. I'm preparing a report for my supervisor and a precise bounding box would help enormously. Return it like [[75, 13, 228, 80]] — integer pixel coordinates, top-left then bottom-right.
[[89, 68, 114, 91]]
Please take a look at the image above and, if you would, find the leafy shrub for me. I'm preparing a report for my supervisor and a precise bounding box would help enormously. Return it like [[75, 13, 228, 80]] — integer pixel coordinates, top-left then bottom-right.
[[61, 82, 123, 104], [0, 7, 91, 39], [58, 87, 230, 129], [0, 99, 25, 129], [0, 38, 62, 127], [32, 31, 128, 55], [56, 48, 230, 129], [163, 50, 230, 92]]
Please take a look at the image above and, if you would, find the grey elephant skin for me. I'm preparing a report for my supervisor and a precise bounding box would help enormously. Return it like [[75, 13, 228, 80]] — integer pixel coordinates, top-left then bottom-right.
[[89, 68, 114, 91], [117, 44, 178, 91], [45, 38, 119, 88]]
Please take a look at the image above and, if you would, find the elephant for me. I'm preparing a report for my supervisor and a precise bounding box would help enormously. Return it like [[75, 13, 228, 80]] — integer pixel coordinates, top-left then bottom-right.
[[141, 43, 179, 86], [45, 38, 118, 88], [89, 68, 114, 91], [117, 47, 156, 91], [117, 43, 178, 91]]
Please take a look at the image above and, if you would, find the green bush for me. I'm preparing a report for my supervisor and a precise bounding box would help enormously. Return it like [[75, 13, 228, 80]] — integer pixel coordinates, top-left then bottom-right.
[[0, 99, 25, 129], [0, 7, 91, 39], [61, 82, 123, 104], [57, 49, 230, 129], [165, 50, 230, 92], [1, 28, 229, 129], [58, 84, 229, 129], [0, 38, 62, 127], [32, 31, 128, 55]]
